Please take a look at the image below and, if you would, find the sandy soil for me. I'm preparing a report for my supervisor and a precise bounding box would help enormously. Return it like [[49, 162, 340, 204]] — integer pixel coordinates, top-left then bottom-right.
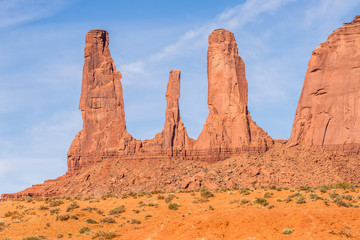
[[0, 187, 360, 240]]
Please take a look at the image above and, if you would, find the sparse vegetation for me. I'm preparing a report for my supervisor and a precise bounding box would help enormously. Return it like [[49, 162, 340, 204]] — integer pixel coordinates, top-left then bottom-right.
[[92, 230, 115, 239], [131, 219, 141, 224], [168, 202, 180, 210], [109, 205, 125, 215], [66, 202, 80, 212], [253, 198, 269, 206], [22, 236, 46, 240], [79, 227, 91, 234], [56, 214, 70, 221], [100, 217, 116, 223], [200, 188, 215, 198], [86, 219, 98, 224], [282, 228, 294, 234]]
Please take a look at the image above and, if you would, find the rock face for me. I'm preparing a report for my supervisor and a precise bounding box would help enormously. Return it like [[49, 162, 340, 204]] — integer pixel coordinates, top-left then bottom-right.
[[155, 70, 193, 155], [1, 28, 276, 199], [67, 29, 128, 172], [194, 29, 272, 160], [289, 16, 360, 153], [67, 28, 271, 172]]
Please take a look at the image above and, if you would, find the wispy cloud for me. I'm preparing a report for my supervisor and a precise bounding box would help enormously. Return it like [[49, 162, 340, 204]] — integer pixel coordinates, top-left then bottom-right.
[[303, 0, 360, 29], [120, 0, 293, 78], [0, 0, 67, 29]]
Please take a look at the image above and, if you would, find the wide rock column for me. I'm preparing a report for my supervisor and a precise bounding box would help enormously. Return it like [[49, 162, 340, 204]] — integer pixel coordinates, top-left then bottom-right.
[[194, 29, 272, 160], [67, 29, 127, 172], [288, 16, 360, 153]]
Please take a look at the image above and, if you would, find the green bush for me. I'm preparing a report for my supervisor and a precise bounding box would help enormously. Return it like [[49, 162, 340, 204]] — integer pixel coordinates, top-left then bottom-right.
[[200, 188, 215, 198], [253, 198, 269, 206], [282, 228, 294, 234], [56, 214, 70, 221], [66, 202, 79, 212], [109, 205, 125, 215], [91, 230, 115, 239], [100, 217, 116, 223], [86, 219, 98, 224], [79, 227, 91, 234], [131, 219, 141, 224], [168, 202, 180, 210]]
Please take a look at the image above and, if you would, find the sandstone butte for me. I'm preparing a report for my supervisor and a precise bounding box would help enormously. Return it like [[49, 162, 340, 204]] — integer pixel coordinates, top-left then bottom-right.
[[2, 16, 360, 199], [288, 15, 360, 153]]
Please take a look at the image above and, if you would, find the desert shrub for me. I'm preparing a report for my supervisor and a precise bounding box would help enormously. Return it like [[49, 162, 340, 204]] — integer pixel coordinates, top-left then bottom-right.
[[49, 208, 60, 214], [276, 198, 283, 202], [49, 200, 64, 207], [79, 227, 91, 234], [157, 195, 165, 200], [264, 192, 272, 198], [4, 211, 22, 220], [168, 202, 180, 210], [343, 195, 354, 201], [83, 196, 94, 201], [333, 198, 349, 207], [145, 214, 152, 220], [229, 199, 239, 204], [0, 222, 5, 227], [253, 198, 269, 206], [164, 194, 176, 203], [71, 214, 79, 220], [329, 192, 340, 199], [295, 196, 307, 204], [309, 193, 322, 201], [208, 205, 214, 210], [23, 236, 46, 240], [56, 234, 63, 238], [131, 219, 141, 224], [92, 230, 115, 239], [147, 201, 158, 207], [109, 205, 125, 215], [198, 198, 209, 203], [336, 182, 352, 189], [318, 185, 330, 193], [239, 188, 251, 195], [39, 205, 49, 211], [282, 228, 294, 234], [2, 238, 11, 240], [299, 186, 311, 191], [86, 219, 98, 224], [15, 205, 25, 209], [56, 214, 70, 221], [66, 202, 79, 212], [240, 198, 250, 204], [200, 188, 215, 198], [102, 193, 118, 199], [100, 217, 116, 223]]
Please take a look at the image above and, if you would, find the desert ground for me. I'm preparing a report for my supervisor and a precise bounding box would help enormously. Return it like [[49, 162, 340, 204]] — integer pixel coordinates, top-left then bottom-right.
[[1, 185, 360, 240]]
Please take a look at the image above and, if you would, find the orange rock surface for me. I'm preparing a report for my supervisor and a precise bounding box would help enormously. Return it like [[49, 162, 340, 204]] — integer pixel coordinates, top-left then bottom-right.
[[289, 16, 360, 153], [194, 29, 272, 160]]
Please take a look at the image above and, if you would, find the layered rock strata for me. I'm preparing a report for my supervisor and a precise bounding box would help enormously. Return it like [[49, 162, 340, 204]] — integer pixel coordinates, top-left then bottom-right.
[[194, 29, 272, 160], [67, 28, 271, 173], [288, 16, 360, 153]]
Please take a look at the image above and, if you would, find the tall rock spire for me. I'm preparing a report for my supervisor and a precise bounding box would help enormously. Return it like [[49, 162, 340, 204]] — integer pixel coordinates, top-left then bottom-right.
[[67, 29, 127, 172], [162, 70, 192, 154], [195, 29, 272, 159], [288, 16, 360, 153]]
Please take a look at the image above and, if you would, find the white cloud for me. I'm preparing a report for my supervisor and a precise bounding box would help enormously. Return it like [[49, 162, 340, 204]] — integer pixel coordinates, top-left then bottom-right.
[[303, 0, 360, 29], [119, 0, 293, 79], [0, 0, 67, 29]]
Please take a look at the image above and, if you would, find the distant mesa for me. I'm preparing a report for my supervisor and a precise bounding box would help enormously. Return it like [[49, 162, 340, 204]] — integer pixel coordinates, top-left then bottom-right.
[[2, 16, 360, 199]]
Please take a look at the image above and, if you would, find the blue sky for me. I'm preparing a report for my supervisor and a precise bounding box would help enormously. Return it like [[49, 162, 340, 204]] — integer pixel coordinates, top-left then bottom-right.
[[0, 0, 359, 195]]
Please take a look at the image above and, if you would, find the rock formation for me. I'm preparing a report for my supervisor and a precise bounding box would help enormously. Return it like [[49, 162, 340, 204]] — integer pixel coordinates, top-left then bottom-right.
[[1, 28, 276, 199], [288, 16, 360, 153], [194, 29, 272, 160], [67, 29, 129, 173]]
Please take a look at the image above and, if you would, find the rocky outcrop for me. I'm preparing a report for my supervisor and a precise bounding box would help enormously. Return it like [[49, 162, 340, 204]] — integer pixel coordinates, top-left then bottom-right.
[[194, 29, 272, 160], [67, 29, 129, 173], [1, 28, 275, 199], [288, 16, 360, 153]]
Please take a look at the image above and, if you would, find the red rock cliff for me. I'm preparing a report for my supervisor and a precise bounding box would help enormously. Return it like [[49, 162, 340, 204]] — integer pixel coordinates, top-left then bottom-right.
[[67, 29, 128, 172], [288, 16, 360, 153], [194, 29, 272, 159]]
